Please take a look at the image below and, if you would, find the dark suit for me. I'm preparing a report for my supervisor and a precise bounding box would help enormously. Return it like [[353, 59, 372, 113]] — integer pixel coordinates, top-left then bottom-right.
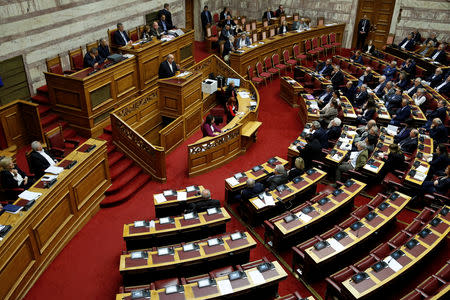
[[342, 85, 356, 103], [351, 55, 363, 64], [225, 85, 238, 99], [422, 176, 450, 194], [241, 182, 265, 201], [278, 25, 288, 35], [113, 30, 130, 46], [429, 154, 450, 177], [357, 18, 370, 49], [0, 166, 31, 190], [317, 91, 332, 106], [412, 32, 421, 44], [316, 62, 333, 76], [158, 20, 172, 33], [354, 90, 369, 107], [357, 108, 376, 125], [362, 44, 375, 54], [398, 38, 415, 51], [326, 126, 342, 141], [262, 11, 274, 20], [423, 106, 447, 130], [330, 70, 344, 89], [157, 9, 173, 29], [222, 39, 234, 58], [266, 174, 288, 190], [201, 10, 212, 30], [220, 28, 233, 40], [429, 124, 448, 145], [220, 11, 231, 20], [222, 19, 236, 28], [83, 53, 103, 68], [98, 44, 110, 60], [385, 93, 402, 112], [396, 78, 410, 90], [436, 81, 450, 97], [383, 65, 397, 82], [288, 168, 305, 180], [158, 60, 178, 78], [424, 37, 438, 47], [29, 150, 54, 179], [399, 136, 418, 153], [394, 127, 411, 144], [390, 105, 411, 126], [383, 152, 405, 174], [313, 127, 329, 148], [298, 138, 322, 169], [407, 84, 422, 97], [275, 8, 284, 17], [374, 81, 387, 98], [426, 73, 444, 88], [150, 27, 164, 39], [400, 62, 416, 78], [429, 50, 446, 64]]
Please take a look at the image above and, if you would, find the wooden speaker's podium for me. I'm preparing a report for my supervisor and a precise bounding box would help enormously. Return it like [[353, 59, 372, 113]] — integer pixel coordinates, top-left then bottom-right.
[[158, 70, 202, 118]]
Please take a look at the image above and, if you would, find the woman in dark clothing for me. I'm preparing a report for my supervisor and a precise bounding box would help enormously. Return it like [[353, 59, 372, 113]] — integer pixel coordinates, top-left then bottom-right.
[[356, 97, 377, 125], [380, 143, 405, 175], [427, 144, 450, 178]]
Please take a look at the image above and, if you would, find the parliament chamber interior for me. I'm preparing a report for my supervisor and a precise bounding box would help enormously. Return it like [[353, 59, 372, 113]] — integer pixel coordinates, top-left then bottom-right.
[[1, 0, 450, 299]]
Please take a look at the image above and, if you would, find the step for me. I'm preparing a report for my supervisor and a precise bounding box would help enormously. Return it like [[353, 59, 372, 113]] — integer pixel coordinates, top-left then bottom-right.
[[44, 120, 68, 133], [32, 94, 50, 105], [63, 128, 77, 139], [107, 144, 116, 154], [98, 133, 112, 144], [107, 151, 124, 167], [109, 158, 133, 180], [106, 165, 142, 194], [40, 114, 60, 129], [104, 124, 112, 134], [38, 105, 51, 116], [37, 85, 48, 94], [100, 173, 150, 208]]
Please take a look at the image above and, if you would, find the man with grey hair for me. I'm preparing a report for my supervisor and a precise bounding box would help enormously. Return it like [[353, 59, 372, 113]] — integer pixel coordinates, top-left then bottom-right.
[[326, 117, 342, 140], [412, 88, 426, 106], [399, 129, 419, 153], [158, 53, 179, 78], [406, 77, 422, 97], [98, 38, 110, 61], [373, 75, 387, 98], [383, 61, 397, 82], [330, 65, 344, 89], [429, 118, 447, 145], [317, 85, 334, 107], [28, 141, 56, 179], [185, 188, 220, 212], [240, 178, 264, 202], [312, 120, 328, 148], [265, 164, 288, 190], [335, 141, 368, 182]]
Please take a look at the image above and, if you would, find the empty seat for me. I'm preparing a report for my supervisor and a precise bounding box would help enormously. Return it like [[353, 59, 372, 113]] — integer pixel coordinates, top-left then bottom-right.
[[352, 205, 370, 219], [321, 226, 341, 240], [416, 207, 435, 223], [389, 231, 411, 247], [240, 257, 270, 270], [417, 276, 443, 296], [371, 243, 392, 259], [185, 273, 212, 284], [436, 262, 450, 281], [405, 220, 424, 234], [401, 290, 426, 300], [354, 255, 377, 271], [368, 194, 386, 208], [151, 278, 180, 290], [338, 216, 359, 229]]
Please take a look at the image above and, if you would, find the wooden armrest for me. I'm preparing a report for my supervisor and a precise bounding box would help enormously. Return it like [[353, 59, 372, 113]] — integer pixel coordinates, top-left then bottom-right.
[[263, 220, 274, 231]]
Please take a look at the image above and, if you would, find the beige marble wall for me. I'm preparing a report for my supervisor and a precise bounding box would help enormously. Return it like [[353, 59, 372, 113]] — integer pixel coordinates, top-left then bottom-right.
[[0, 0, 186, 93]]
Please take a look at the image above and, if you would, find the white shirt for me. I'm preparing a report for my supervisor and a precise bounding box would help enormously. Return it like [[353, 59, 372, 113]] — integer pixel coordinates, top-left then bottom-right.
[[406, 85, 416, 95], [349, 150, 362, 168], [168, 61, 173, 73], [38, 150, 55, 166], [119, 31, 127, 44], [11, 171, 24, 186], [432, 51, 441, 60], [413, 95, 426, 106], [436, 81, 447, 91]]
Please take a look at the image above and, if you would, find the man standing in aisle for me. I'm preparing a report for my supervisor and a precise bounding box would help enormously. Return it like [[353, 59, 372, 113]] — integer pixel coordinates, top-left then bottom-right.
[[356, 15, 370, 49]]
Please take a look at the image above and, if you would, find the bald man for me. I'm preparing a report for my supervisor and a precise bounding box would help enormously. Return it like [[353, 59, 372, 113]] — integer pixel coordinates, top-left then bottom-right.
[[158, 54, 179, 78]]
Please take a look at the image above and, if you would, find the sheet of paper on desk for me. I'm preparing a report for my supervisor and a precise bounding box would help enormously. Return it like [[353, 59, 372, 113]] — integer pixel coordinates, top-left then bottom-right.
[[264, 194, 275, 206], [414, 172, 427, 181], [298, 213, 312, 223], [45, 166, 64, 174], [226, 177, 240, 187], [346, 113, 357, 118], [177, 191, 187, 201], [340, 144, 352, 151], [18, 190, 42, 201], [384, 257, 403, 272], [328, 238, 345, 251], [346, 130, 357, 135], [248, 45, 257, 48], [253, 199, 266, 209], [176, 71, 191, 77], [122, 53, 134, 58], [416, 165, 427, 174], [238, 91, 250, 98], [339, 137, 351, 144], [218, 279, 233, 295], [387, 125, 398, 136], [309, 102, 319, 109], [149, 220, 155, 228], [332, 154, 341, 161], [154, 193, 167, 203], [248, 270, 266, 285], [250, 101, 257, 106]]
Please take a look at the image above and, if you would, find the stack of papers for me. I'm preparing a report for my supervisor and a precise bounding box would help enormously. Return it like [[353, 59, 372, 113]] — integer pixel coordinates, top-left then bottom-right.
[[176, 71, 191, 77], [177, 191, 187, 201], [250, 101, 257, 106], [253, 199, 266, 209], [416, 165, 428, 173], [248, 44, 257, 48], [387, 125, 398, 136], [18, 191, 42, 201], [122, 54, 134, 58], [45, 166, 64, 175], [42, 174, 58, 182], [154, 194, 167, 203], [218, 279, 233, 295], [248, 270, 265, 284], [238, 91, 251, 98], [346, 113, 357, 118], [226, 177, 240, 186], [328, 238, 345, 251], [340, 144, 352, 151], [332, 154, 342, 161], [263, 194, 275, 206], [383, 257, 403, 272], [414, 172, 427, 181], [297, 212, 312, 223]]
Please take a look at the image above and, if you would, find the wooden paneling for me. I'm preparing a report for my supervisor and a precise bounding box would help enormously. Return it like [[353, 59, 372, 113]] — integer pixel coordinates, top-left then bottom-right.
[[185, 0, 194, 30], [159, 116, 184, 153], [73, 161, 109, 210], [184, 103, 202, 138], [0, 55, 30, 106], [352, 0, 396, 49]]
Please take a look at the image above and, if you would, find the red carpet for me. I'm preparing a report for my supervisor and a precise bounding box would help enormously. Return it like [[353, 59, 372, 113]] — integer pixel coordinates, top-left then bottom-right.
[[22, 44, 448, 300]]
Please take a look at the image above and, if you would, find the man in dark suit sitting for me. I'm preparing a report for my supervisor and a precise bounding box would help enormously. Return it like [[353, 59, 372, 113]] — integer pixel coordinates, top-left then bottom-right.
[[185, 189, 220, 213], [399, 129, 418, 153], [240, 178, 265, 202], [28, 141, 57, 179], [424, 68, 444, 88], [357, 67, 374, 88], [113, 23, 130, 46], [222, 14, 236, 28], [265, 164, 288, 190], [429, 43, 446, 64], [385, 87, 403, 114], [390, 98, 411, 126], [317, 85, 333, 107], [262, 8, 274, 22], [312, 121, 328, 148], [158, 3, 174, 29], [150, 21, 166, 40], [326, 118, 342, 141], [423, 99, 447, 130], [158, 54, 179, 78], [350, 50, 364, 64], [316, 59, 333, 76], [98, 39, 110, 61], [341, 81, 357, 103], [429, 118, 448, 145], [406, 77, 423, 97], [298, 134, 322, 169], [158, 14, 173, 33], [394, 119, 414, 144], [83, 48, 103, 68], [435, 75, 450, 97], [373, 75, 387, 98], [398, 34, 415, 51], [330, 65, 345, 90], [353, 84, 369, 107]]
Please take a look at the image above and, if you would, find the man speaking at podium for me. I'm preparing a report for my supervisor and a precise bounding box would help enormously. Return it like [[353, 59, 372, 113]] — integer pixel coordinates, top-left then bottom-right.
[[158, 54, 180, 78]]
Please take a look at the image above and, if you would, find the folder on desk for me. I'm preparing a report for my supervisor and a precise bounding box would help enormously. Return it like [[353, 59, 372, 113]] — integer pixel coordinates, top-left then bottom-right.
[[3, 204, 22, 214]]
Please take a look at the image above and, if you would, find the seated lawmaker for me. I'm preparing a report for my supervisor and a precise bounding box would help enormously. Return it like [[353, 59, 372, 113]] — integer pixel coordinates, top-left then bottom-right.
[[357, 67, 373, 87], [423, 99, 447, 130], [0, 157, 33, 194], [341, 81, 356, 103], [262, 8, 274, 22], [236, 33, 251, 49], [399, 129, 418, 153], [350, 50, 363, 64], [424, 68, 444, 88], [335, 141, 369, 182], [385, 87, 403, 114], [316, 85, 333, 107], [398, 34, 415, 51], [83, 47, 103, 68], [399, 58, 416, 79], [150, 21, 166, 40], [320, 99, 339, 127], [288, 157, 305, 180], [298, 134, 322, 169], [427, 144, 450, 178], [298, 18, 310, 30], [316, 59, 333, 77], [354, 84, 369, 107], [98, 39, 110, 60], [395, 72, 410, 90], [330, 65, 345, 90], [416, 40, 435, 57], [140, 25, 151, 40], [412, 88, 426, 107], [220, 24, 234, 40], [29, 141, 57, 179], [202, 114, 221, 137], [113, 23, 131, 46], [158, 54, 179, 78], [421, 165, 450, 194], [265, 164, 288, 190], [373, 75, 387, 98], [185, 189, 220, 213], [429, 43, 446, 64], [226, 97, 238, 123], [406, 77, 423, 97], [158, 14, 173, 33], [278, 20, 288, 35], [240, 178, 264, 202], [222, 35, 235, 63], [326, 118, 342, 141], [423, 32, 438, 47], [411, 29, 421, 44], [435, 75, 450, 97], [378, 143, 405, 175], [429, 118, 448, 145], [383, 61, 397, 82], [389, 98, 411, 126], [362, 40, 375, 54], [311, 120, 328, 148], [356, 97, 376, 125], [394, 119, 414, 144]]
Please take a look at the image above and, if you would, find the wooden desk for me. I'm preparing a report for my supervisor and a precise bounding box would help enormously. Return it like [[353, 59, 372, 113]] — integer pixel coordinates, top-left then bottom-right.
[[0, 139, 110, 300], [230, 24, 345, 77], [362, 131, 394, 175], [153, 185, 205, 217], [325, 125, 358, 164], [246, 168, 327, 224], [116, 260, 287, 300], [405, 135, 433, 186], [120, 30, 195, 92], [280, 76, 304, 108], [123, 207, 231, 250], [45, 57, 139, 137], [341, 206, 450, 299], [385, 46, 446, 74], [301, 94, 320, 122], [119, 232, 257, 286], [224, 156, 288, 203], [341, 96, 357, 121], [267, 179, 366, 249], [298, 192, 411, 280]]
